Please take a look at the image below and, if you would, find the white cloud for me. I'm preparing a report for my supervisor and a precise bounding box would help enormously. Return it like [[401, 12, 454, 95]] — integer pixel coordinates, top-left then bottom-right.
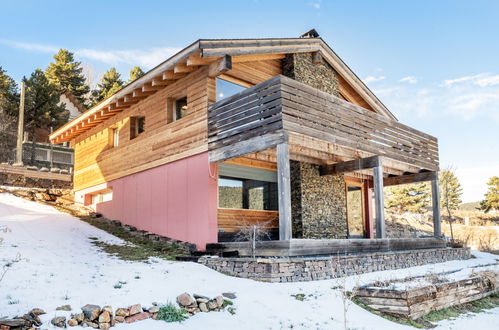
[[363, 75, 386, 83], [474, 75, 499, 87], [309, 1, 321, 9], [399, 76, 418, 84], [0, 39, 180, 69]]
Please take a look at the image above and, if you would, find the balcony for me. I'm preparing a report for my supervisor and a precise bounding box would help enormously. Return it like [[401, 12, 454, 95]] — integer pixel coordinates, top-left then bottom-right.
[[208, 75, 438, 173]]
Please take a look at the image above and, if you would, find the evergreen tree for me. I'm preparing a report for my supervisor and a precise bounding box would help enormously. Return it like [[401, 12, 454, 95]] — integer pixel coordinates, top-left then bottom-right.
[[46, 49, 90, 107], [439, 169, 463, 215], [90, 68, 124, 106], [129, 66, 145, 82], [0, 67, 19, 162], [23, 69, 68, 163], [480, 176, 499, 212], [385, 182, 431, 214]]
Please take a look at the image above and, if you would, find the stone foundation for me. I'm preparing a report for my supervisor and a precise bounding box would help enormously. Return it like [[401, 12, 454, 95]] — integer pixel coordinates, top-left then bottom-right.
[[199, 248, 471, 283]]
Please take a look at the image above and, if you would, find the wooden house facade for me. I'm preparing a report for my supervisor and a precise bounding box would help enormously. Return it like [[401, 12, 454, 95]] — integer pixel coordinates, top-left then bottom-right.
[[51, 34, 441, 250]]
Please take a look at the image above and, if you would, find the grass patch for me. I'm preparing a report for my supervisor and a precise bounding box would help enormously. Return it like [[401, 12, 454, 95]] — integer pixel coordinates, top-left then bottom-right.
[[291, 293, 306, 301], [80, 215, 190, 261], [353, 293, 499, 328], [156, 302, 188, 323]]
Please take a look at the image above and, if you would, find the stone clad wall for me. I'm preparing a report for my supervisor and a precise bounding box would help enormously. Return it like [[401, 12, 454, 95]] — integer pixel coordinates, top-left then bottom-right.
[[282, 53, 340, 96], [199, 248, 471, 283], [291, 161, 348, 239], [283, 53, 347, 239]]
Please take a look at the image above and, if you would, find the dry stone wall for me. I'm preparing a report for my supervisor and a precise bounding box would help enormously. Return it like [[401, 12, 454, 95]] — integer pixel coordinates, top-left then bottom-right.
[[199, 248, 471, 283]]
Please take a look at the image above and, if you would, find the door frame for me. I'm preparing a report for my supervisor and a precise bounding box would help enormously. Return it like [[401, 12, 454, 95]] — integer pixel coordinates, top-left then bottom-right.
[[345, 177, 369, 238]]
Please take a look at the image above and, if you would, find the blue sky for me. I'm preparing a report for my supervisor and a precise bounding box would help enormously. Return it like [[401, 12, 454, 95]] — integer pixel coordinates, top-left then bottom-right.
[[1, 0, 498, 202]]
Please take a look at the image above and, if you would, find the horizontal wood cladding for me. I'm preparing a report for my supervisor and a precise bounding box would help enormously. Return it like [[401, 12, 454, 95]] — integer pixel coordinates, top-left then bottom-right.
[[73, 68, 214, 191], [208, 75, 439, 171], [218, 208, 279, 233]]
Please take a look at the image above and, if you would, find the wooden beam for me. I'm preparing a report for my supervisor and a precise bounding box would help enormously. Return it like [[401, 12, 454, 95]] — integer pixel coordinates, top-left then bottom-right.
[[142, 83, 163, 93], [232, 53, 286, 63], [320, 156, 382, 176], [373, 162, 386, 238], [162, 70, 187, 80], [277, 142, 292, 241], [383, 171, 437, 186], [208, 55, 232, 78], [174, 62, 197, 73], [312, 51, 323, 64], [431, 173, 442, 237], [187, 53, 219, 66], [151, 78, 173, 87]]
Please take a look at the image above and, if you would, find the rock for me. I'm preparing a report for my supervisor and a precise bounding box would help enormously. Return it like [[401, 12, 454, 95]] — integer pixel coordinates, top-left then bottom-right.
[[114, 316, 125, 323], [98, 311, 110, 323], [177, 293, 195, 307], [102, 306, 113, 314], [222, 292, 237, 299], [147, 306, 160, 314], [199, 302, 208, 312], [193, 293, 210, 300], [0, 319, 28, 327], [21, 313, 41, 327], [151, 313, 158, 320], [215, 296, 224, 307], [56, 304, 72, 311], [98, 323, 110, 330], [51, 316, 66, 328], [196, 298, 209, 304], [128, 304, 142, 316], [81, 304, 101, 321], [207, 300, 218, 310], [74, 313, 84, 322], [82, 321, 99, 328], [39, 167, 49, 172], [0, 325, 10, 330], [29, 308, 46, 316], [115, 308, 129, 317], [125, 312, 150, 323], [67, 319, 78, 327]]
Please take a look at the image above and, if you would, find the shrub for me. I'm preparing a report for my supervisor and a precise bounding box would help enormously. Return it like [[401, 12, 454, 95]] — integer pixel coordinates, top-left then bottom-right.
[[156, 302, 188, 323]]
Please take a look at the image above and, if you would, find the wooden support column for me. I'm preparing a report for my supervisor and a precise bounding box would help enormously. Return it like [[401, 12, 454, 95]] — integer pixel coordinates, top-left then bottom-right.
[[277, 142, 292, 241], [431, 173, 442, 237], [373, 163, 385, 238]]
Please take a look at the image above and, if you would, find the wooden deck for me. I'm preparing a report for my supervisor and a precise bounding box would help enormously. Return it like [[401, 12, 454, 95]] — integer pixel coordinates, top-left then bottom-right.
[[0, 164, 72, 182], [206, 238, 447, 257]]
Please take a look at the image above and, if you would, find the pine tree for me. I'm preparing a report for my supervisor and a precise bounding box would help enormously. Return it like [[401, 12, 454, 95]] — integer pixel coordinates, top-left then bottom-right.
[[439, 169, 463, 215], [385, 182, 431, 214], [129, 66, 145, 82], [0, 67, 19, 162], [480, 176, 499, 212], [46, 49, 90, 107], [23, 69, 68, 163], [90, 68, 124, 106]]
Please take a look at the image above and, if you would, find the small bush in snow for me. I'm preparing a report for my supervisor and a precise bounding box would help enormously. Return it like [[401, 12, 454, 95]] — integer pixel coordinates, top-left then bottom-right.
[[156, 302, 188, 323]]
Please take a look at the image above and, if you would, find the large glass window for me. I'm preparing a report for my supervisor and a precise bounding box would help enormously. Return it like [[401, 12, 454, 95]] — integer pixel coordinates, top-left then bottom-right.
[[216, 78, 246, 101], [218, 163, 278, 211]]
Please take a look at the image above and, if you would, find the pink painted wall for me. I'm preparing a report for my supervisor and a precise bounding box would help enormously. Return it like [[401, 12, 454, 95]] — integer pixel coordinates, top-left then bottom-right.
[[93, 152, 218, 250]]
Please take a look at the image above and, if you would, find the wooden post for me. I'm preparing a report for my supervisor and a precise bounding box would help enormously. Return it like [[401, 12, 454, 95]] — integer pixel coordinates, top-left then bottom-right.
[[373, 163, 385, 238], [277, 142, 292, 240], [431, 173, 442, 237], [14, 81, 25, 166]]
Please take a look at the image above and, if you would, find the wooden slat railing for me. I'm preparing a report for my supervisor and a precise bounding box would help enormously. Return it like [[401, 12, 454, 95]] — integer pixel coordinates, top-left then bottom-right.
[[208, 75, 439, 170]]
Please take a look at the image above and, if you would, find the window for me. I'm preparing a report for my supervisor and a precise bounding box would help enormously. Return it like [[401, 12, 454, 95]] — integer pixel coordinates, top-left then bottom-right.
[[166, 96, 188, 123], [218, 163, 278, 211], [175, 97, 187, 120], [90, 190, 113, 205], [216, 78, 247, 101], [109, 127, 119, 147], [130, 116, 145, 139]]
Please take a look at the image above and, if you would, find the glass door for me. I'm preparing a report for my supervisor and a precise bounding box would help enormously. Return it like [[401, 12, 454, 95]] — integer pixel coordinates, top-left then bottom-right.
[[346, 184, 366, 238]]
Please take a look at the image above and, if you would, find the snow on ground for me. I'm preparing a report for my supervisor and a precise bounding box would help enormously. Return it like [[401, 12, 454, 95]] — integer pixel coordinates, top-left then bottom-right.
[[0, 192, 498, 330]]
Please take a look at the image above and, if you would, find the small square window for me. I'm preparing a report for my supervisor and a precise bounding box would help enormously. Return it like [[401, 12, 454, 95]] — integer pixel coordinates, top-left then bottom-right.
[[130, 116, 145, 139], [174, 97, 187, 121]]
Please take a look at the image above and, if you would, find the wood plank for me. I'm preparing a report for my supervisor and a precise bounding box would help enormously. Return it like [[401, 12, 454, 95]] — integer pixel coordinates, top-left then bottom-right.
[[208, 55, 232, 78], [319, 156, 381, 176], [431, 174, 442, 237], [373, 163, 385, 238], [383, 171, 437, 186]]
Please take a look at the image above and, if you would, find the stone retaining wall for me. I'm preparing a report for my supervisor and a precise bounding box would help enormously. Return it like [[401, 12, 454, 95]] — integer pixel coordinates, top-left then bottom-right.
[[199, 248, 470, 283]]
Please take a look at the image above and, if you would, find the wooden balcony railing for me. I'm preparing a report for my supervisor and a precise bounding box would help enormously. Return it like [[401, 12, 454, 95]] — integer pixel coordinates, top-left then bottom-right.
[[208, 75, 439, 171]]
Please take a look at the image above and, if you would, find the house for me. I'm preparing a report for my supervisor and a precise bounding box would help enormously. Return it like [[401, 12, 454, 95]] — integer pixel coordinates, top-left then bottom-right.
[[50, 32, 441, 251]]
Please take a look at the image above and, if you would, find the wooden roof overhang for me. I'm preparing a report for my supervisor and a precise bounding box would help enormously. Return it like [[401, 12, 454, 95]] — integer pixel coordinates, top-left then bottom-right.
[[50, 37, 395, 144]]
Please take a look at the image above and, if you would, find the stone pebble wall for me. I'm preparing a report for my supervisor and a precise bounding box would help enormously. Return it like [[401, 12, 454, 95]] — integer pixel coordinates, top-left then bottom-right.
[[0, 171, 72, 189], [199, 248, 471, 283], [291, 161, 348, 239]]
